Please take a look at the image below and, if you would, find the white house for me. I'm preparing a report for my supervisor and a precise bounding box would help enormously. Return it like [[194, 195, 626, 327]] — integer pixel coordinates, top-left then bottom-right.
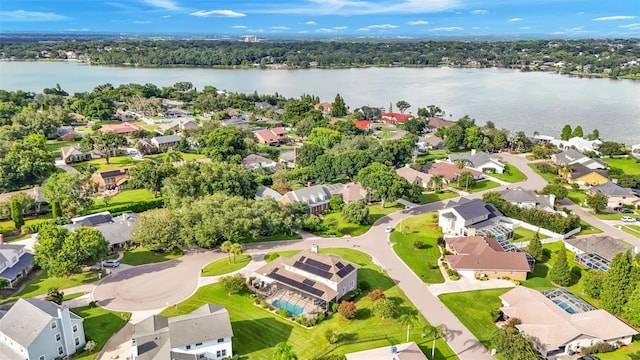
[[0, 242, 34, 289], [132, 303, 233, 360], [448, 150, 505, 174], [0, 298, 86, 360], [551, 137, 602, 154], [280, 185, 332, 214], [438, 198, 508, 238]]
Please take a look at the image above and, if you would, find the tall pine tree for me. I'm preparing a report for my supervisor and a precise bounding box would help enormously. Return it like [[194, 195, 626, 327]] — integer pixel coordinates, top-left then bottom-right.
[[525, 231, 544, 262], [623, 283, 640, 327], [549, 243, 572, 286], [331, 93, 347, 117], [601, 250, 633, 315]]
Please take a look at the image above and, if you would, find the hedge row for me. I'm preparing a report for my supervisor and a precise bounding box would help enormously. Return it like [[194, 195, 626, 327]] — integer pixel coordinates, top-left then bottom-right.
[[84, 198, 165, 216]]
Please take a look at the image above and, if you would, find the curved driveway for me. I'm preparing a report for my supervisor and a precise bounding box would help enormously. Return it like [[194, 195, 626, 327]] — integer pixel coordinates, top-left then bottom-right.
[[93, 152, 635, 360]]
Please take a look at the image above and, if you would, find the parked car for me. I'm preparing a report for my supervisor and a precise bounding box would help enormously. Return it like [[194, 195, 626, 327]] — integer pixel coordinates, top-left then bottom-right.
[[621, 216, 636, 222], [577, 356, 600, 360], [385, 226, 394, 233], [101, 259, 120, 268], [615, 207, 634, 214]]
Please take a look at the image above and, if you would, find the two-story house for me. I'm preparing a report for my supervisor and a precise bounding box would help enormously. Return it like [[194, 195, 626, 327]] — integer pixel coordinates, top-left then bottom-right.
[[280, 185, 332, 214], [0, 298, 86, 360], [91, 167, 131, 191], [551, 149, 608, 170], [0, 242, 34, 289], [253, 127, 288, 145], [131, 303, 233, 360], [438, 198, 510, 239]]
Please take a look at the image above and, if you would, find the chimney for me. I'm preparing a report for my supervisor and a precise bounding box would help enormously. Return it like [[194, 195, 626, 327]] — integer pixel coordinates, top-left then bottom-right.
[[471, 149, 477, 155], [131, 338, 139, 358], [307, 181, 312, 188], [311, 244, 319, 253], [58, 305, 77, 356]]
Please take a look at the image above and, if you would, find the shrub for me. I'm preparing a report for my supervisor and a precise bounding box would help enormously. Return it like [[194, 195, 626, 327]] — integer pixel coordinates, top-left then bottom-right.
[[87, 198, 164, 216], [580, 342, 616, 355], [309, 317, 318, 326], [358, 281, 370, 291], [490, 308, 503, 322], [316, 312, 326, 322], [276, 308, 290, 318], [338, 301, 357, 320], [260, 299, 269, 308], [367, 289, 386, 301], [325, 329, 339, 345], [331, 302, 339, 313], [23, 217, 71, 234], [296, 314, 306, 325], [373, 298, 396, 319], [413, 240, 425, 249]]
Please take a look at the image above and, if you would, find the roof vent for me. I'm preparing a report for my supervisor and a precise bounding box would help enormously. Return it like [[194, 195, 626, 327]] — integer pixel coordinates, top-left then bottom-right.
[[311, 244, 319, 253]]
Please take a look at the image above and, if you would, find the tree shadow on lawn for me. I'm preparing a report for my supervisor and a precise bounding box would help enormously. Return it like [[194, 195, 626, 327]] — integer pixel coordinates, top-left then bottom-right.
[[356, 308, 371, 320], [232, 317, 293, 355], [417, 341, 458, 360], [358, 268, 395, 292]]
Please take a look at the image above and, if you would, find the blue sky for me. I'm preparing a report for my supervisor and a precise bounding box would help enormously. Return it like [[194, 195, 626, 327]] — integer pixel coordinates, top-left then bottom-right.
[[1, 0, 639, 37]]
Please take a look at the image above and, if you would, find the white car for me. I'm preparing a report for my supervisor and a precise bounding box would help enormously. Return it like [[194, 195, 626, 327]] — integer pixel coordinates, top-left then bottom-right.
[[385, 226, 394, 233], [621, 216, 636, 223], [101, 259, 120, 268]]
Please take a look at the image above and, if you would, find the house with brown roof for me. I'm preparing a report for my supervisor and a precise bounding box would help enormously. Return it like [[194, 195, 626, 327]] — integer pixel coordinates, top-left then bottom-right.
[[0, 187, 47, 214], [425, 162, 482, 184], [500, 286, 637, 357], [253, 127, 288, 145], [98, 122, 144, 136], [327, 182, 368, 203], [91, 167, 131, 191], [60, 144, 93, 164], [253, 245, 359, 303], [314, 102, 333, 115], [396, 167, 432, 188], [445, 236, 531, 281], [426, 117, 454, 132]]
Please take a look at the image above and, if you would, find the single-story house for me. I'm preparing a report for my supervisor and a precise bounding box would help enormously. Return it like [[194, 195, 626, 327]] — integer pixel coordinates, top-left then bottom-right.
[[564, 235, 631, 271], [424, 162, 482, 184], [0, 187, 47, 214], [254, 127, 288, 145], [354, 120, 372, 131], [71, 211, 113, 226], [241, 154, 278, 171], [500, 286, 637, 357], [60, 144, 92, 164], [65, 213, 137, 249], [0, 242, 34, 289], [354, 106, 384, 119], [396, 167, 432, 188], [113, 108, 138, 122], [91, 167, 131, 191], [551, 149, 608, 170], [327, 182, 368, 203], [499, 187, 556, 213], [448, 150, 505, 174], [68, 112, 86, 123], [314, 102, 333, 115], [438, 198, 510, 238], [0, 298, 86, 359], [278, 149, 296, 168], [98, 122, 144, 136], [420, 134, 444, 149], [567, 163, 609, 187], [280, 185, 332, 214], [551, 137, 602, 154], [589, 182, 640, 208], [426, 117, 454, 132], [445, 236, 531, 280], [220, 115, 249, 127], [254, 102, 279, 112], [255, 116, 282, 127], [131, 303, 233, 360], [165, 108, 192, 118], [380, 112, 413, 124], [157, 118, 197, 134], [254, 186, 283, 201], [150, 134, 181, 150], [254, 245, 359, 303], [345, 342, 427, 360]]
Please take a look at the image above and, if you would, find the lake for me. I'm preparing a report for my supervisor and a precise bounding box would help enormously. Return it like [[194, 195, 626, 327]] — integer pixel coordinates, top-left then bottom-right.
[[1, 61, 639, 144]]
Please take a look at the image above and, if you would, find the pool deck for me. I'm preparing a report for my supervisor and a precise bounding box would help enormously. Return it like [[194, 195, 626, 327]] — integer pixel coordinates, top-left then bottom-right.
[[267, 288, 325, 318]]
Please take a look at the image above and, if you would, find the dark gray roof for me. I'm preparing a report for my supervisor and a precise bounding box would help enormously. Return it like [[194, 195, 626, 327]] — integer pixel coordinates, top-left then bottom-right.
[[565, 236, 631, 262], [0, 298, 81, 347], [0, 252, 33, 281], [500, 187, 554, 209], [66, 213, 136, 246], [98, 168, 128, 179], [71, 211, 113, 226], [452, 199, 502, 221], [552, 149, 586, 165], [571, 163, 608, 180], [152, 134, 181, 145], [591, 182, 636, 197]]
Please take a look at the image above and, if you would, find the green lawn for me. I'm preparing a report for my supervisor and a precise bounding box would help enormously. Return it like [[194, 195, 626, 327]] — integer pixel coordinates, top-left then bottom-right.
[[416, 150, 450, 164], [415, 191, 458, 205], [145, 152, 208, 163], [489, 164, 528, 183], [62, 292, 87, 301], [595, 210, 639, 220], [202, 254, 251, 277], [72, 156, 138, 172], [160, 248, 457, 360], [120, 247, 183, 266], [92, 188, 156, 209], [512, 227, 549, 243], [0, 213, 53, 234], [2, 270, 99, 302], [378, 129, 396, 139], [72, 305, 131, 360], [598, 339, 640, 359], [622, 225, 640, 238], [390, 212, 445, 284], [576, 220, 603, 236], [604, 157, 640, 175], [451, 180, 501, 193], [45, 139, 80, 156], [528, 163, 557, 183], [439, 289, 511, 349], [567, 189, 588, 206], [318, 203, 404, 237], [264, 250, 301, 262]]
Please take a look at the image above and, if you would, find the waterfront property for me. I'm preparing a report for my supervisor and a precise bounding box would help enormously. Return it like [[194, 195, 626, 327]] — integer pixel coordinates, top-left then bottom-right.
[[551, 149, 608, 170], [500, 286, 637, 358], [132, 303, 233, 360], [0, 298, 87, 360]]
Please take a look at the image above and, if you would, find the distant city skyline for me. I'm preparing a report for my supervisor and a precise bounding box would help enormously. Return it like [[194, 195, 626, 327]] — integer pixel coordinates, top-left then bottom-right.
[[1, 0, 639, 38]]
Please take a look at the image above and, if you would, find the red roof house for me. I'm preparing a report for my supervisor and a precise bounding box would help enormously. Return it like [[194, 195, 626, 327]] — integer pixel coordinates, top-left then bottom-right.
[[354, 120, 371, 130], [98, 122, 144, 136], [381, 112, 414, 124]]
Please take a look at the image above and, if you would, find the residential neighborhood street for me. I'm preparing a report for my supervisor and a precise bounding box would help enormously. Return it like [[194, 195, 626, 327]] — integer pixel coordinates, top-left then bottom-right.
[[94, 151, 637, 360]]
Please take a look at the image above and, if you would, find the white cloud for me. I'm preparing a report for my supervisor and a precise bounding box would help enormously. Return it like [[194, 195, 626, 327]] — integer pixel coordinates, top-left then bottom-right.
[[162, 15, 171, 18], [232, 25, 247, 29], [472, 26, 480, 29], [357, 23, 398, 31], [142, 0, 179, 10], [429, 26, 463, 31], [333, 26, 348, 30], [255, 0, 460, 16], [246, 28, 264, 33], [593, 15, 637, 21], [305, 21, 317, 25], [316, 28, 336, 33], [190, 10, 246, 17], [271, 26, 290, 30], [577, 12, 585, 15], [520, 26, 532, 30], [298, 30, 310, 33], [619, 23, 640, 29], [470, 9, 488, 15], [408, 20, 429, 25], [64, 28, 90, 32], [133, 20, 151, 24], [0, 10, 68, 22], [509, 18, 523, 22]]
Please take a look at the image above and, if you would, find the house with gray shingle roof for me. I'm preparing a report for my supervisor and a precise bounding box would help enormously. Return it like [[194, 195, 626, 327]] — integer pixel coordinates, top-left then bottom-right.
[[0, 298, 86, 360], [254, 186, 283, 201], [589, 182, 640, 208], [280, 185, 332, 214], [449, 150, 505, 174], [499, 187, 557, 213], [551, 149, 608, 170], [131, 303, 233, 360], [64, 212, 137, 249], [0, 243, 34, 289], [438, 198, 510, 238], [151, 134, 182, 150]]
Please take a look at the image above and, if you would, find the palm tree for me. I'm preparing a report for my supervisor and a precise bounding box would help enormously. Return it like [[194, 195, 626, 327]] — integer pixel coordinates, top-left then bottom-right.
[[163, 150, 183, 164], [558, 164, 572, 179], [455, 159, 465, 170], [274, 342, 298, 360], [230, 242, 243, 264], [220, 240, 233, 263], [398, 309, 418, 343], [424, 324, 448, 359], [430, 174, 444, 191]]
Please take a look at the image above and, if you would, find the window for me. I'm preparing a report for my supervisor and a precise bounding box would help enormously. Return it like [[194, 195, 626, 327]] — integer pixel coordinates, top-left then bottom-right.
[[195, 342, 202, 346], [349, 280, 354, 290], [58, 346, 64, 355], [186, 345, 191, 350], [72, 324, 78, 332], [217, 338, 224, 343], [75, 337, 80, 346], [55, 333, 62, 342], [216, 350, 222, 357], [51, 322, 57, 330], [221, 349, 227, 357], [342, 287, 346, 295], [39, 356, 45, 360]]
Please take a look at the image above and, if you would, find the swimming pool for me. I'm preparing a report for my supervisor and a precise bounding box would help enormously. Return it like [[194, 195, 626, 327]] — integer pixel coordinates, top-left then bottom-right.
[[552, 299, 577, 314], [272, 299, 304, 315]]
